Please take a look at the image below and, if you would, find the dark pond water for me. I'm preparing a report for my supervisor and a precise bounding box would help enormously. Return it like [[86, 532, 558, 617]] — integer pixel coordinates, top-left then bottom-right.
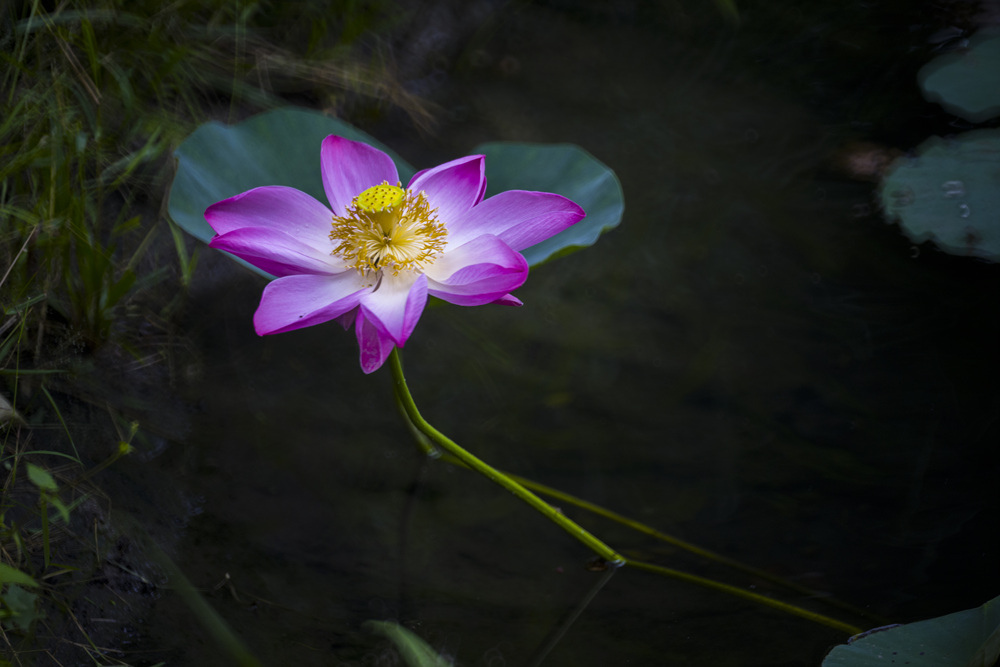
[[136, 1, 998, 665]]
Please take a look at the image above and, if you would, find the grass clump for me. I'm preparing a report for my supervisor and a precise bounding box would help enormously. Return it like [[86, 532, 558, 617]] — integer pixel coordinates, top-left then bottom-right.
[[1, 1, 427, 661]]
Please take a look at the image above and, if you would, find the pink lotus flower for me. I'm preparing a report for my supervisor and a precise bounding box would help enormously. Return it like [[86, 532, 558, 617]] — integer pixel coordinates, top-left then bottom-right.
[[205, 135, 585, 373]]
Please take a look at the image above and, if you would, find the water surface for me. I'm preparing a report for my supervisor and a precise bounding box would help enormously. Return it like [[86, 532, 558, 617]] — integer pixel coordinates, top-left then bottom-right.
[[150, 2, 999, 664]]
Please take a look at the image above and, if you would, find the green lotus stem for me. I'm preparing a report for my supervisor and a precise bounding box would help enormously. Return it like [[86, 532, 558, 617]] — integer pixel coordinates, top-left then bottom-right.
[[392, 390, 440, 458], [388, 349, 625, 566], [506, 474, 884, 624], [389, 349, 868, 635], [398, 444, 865, 634], [626, 560, 863, 635]]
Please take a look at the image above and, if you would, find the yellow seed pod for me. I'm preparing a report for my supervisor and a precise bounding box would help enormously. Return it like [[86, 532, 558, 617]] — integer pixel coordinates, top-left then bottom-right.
[[355, 183, 405, 212]]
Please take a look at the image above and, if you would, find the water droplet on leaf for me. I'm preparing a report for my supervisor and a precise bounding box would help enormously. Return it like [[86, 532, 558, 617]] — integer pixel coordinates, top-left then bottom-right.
[[942, 180, 965, 197]]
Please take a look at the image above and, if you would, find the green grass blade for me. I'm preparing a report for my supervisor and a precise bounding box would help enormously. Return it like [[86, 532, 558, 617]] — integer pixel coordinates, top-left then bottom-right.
[[40, 385, 81, 464]]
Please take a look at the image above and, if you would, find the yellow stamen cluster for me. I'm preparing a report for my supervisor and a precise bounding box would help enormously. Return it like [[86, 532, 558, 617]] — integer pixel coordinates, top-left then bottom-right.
[[330, 181, 447, 275]]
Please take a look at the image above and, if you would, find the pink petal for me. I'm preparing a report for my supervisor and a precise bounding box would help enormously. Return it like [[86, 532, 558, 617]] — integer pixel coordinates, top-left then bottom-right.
[[445, 190, 585, 251], [407, 155, 486, 225], [492, 294, 523, 307], [359, 272, 428, 346], [205, 186, 334, 249], [209, 227, 341, 277], [321, 136, 399, 217], [355, 310, 395, 374], [424, 235, 528, 306], [254, 272, 369, 335], [335, 308, 358, 330]]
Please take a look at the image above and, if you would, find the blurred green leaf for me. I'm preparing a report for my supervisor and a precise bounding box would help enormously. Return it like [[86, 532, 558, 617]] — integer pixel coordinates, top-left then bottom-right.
[[879, 129, 1000, 262], [0, 584, 42, 632], [919, 31, 1000, 123], [365, 620, 451, 667], [473, 142, 624, 266], [0, 564, 39, 588], [823, 594, 1000, 667], [26, 463, 58, 492], [49, 496, 71, 523]]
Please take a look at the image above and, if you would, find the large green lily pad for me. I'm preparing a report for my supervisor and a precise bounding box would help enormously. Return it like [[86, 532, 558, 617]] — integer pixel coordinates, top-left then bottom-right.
[[919, 31, 1000, 123], [879, 129, 1000, 262], [167, 107, 623, 276], [823, 594, 1000, 666]]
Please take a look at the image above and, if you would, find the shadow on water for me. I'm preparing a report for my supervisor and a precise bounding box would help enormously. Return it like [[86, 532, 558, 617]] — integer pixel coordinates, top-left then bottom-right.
[[143, 1, 999, 664]]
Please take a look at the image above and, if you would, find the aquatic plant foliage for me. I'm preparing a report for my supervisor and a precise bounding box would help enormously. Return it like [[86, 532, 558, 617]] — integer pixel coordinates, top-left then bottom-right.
[[880, 129, 1000, 262]]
